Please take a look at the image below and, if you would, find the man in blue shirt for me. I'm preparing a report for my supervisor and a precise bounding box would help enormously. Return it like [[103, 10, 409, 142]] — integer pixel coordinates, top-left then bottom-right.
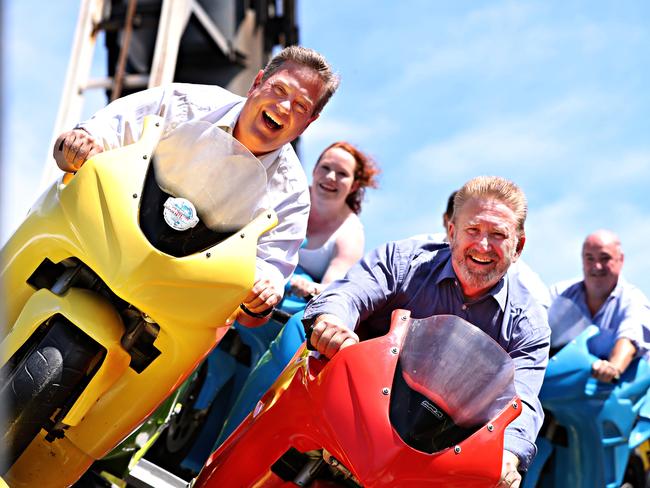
[[421, 189, 551, 310], [303, 176, 550, 488], [550, 229, 650, 383]]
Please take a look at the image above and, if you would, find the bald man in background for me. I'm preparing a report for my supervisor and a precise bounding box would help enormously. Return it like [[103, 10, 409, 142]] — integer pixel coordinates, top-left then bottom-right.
[[550, 230, 650, 382]]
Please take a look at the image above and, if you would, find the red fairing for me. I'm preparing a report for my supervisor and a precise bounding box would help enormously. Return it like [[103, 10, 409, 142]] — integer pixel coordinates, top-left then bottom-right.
[[194, 310, 521, 487]]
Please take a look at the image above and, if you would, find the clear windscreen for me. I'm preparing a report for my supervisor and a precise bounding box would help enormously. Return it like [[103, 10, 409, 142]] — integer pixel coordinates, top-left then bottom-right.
[[390, 314, 516, 453], [548, 296, 592, 349], [153, 120, 268, 232]]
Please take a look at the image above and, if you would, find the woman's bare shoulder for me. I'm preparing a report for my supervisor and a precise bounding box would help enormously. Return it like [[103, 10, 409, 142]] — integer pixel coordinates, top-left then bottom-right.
[[337, 212, 364, 235], [334, 213, 364, 251]]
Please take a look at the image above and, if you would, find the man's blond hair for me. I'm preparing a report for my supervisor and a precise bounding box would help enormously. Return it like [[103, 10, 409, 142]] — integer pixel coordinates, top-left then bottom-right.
[[453, 176, 528, 235]]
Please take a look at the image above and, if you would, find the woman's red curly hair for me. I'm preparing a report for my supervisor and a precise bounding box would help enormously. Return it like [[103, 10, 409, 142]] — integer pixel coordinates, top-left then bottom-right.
[[316, 142, 380, 214]]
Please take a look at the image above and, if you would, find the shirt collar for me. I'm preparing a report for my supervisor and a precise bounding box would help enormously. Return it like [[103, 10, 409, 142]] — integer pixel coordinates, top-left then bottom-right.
[[580, 276, 625, 302], [215, 100, 242, 133], [436, 254, 508, 311], [436, 256, 457, 285], [609, 277, 625, 299], [214, 101, 284, 170]]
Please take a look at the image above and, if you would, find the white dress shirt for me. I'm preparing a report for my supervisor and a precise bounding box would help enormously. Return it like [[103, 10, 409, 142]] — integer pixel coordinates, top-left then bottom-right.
[[77, 83, 310, 294]]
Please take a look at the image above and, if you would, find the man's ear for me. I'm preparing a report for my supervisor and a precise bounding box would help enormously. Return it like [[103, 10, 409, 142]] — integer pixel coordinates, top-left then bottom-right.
[[515, 234, 526, 258], [447, 221, 456, 243], [248, 70, 265, 96]]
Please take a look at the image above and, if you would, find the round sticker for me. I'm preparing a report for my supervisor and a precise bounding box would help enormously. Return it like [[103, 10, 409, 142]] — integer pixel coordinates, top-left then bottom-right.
[[163, 197, 200, 231]]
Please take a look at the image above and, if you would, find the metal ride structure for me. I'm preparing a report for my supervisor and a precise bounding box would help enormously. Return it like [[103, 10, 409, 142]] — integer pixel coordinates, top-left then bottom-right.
[[40, 0, 298, 189]]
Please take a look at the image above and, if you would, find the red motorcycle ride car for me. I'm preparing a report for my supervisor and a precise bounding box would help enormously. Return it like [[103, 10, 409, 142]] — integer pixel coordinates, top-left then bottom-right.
[[193, 310, 522, 487]]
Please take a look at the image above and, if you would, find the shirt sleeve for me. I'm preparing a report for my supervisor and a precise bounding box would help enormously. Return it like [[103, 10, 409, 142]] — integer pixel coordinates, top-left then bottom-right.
[[251, 144, 311, 296], [614, 288, 650, 357], [75, 85, 171, 149], [254, 181, 310, 294], [503, 312, 551, 471], [75, 83, 238, 149], [303, 241, 406, 330]]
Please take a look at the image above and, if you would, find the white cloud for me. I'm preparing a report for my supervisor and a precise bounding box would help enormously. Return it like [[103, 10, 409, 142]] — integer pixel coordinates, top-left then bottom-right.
[[402, 93, 603, 182], [586, 151, 650, 188], [407, 124, 562, 179], [524, 196, 588, 287], [604, 204, 650, 294], [391, 1, 648, 91], [300, 115, 393, 173], [303, 116, 392, 149], [395, 3, 547, 85]]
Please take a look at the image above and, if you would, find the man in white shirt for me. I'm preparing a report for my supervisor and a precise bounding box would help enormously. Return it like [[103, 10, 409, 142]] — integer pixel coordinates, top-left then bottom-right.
[[52, 46, 339, 320]]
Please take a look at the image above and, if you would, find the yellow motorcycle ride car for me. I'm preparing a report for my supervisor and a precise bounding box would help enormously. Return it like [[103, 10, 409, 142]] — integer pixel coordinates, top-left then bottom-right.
[[0, 116, 277, 487]]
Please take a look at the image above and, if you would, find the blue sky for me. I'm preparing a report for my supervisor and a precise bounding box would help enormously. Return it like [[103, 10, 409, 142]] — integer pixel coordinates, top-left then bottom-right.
[[3, 1, 650, 295]]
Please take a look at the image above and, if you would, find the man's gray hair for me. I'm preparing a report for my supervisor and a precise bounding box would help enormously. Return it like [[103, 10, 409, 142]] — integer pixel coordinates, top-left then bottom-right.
[[262, 45, 340, 116], [454, 176, 528, 235]]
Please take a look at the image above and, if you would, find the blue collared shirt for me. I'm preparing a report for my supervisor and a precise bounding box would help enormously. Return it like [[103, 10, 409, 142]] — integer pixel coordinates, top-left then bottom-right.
[[550, 277, 650, 358], [304, 237, 551, 470]]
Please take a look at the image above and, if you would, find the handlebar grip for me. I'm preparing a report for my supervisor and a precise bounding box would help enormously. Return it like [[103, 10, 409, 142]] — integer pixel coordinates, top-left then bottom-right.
[[270, 308, 292, 325], [302, 318, 316, 351], [305, 329, 316, 351]]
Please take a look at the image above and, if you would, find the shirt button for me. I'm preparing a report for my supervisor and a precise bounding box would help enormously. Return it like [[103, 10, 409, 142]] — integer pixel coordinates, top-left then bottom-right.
[[462, 304, 467, 310]]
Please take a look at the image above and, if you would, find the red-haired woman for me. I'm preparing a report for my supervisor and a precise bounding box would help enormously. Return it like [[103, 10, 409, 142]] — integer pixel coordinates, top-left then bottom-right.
[[213, 142, 380, 447], [291, 141, 380, 297]]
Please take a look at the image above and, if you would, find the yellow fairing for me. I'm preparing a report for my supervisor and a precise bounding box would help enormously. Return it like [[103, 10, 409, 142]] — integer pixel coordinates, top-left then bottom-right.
[[0, 287, 132, 427], [1, 116, 277, 487]]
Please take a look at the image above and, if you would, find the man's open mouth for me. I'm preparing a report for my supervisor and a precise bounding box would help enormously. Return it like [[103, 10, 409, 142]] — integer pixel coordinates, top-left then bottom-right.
[[263, 111, 283, 130], [469, 255, 494, 265]]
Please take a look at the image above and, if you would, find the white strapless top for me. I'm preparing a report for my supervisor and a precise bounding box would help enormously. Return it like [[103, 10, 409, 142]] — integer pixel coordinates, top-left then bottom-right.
[[298, 213, 361, 281]]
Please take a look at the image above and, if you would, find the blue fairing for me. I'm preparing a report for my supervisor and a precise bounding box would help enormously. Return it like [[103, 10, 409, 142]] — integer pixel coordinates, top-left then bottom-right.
[[179, 266, 312, 472], [523, 325, 650, 488], [213, 309, 306, 447]]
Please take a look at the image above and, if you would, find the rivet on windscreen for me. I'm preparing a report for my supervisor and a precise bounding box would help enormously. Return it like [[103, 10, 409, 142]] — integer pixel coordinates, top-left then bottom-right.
[[400, 315, 407, 321], [132, 193, 138, 199], [390, 347, 398, 355], [143, 154, 148, 160], [512, 402, 518, 409], [454, 446, 461, 454], [206, 252, 211, 258], [487, 424, 494, 432], [240, 233, 245, 239], [381, 387, 390, 395]]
